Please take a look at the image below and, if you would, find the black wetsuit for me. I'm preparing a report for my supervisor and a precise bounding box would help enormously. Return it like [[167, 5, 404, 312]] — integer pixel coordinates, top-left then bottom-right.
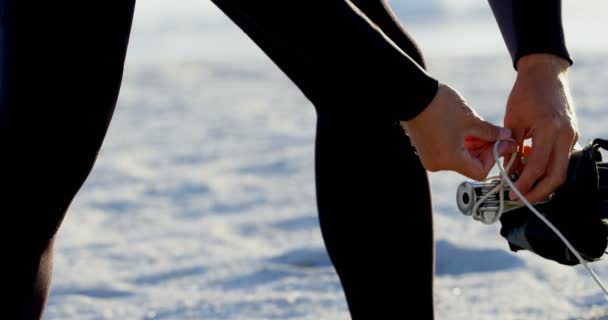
[[0, 1, 571, 319]]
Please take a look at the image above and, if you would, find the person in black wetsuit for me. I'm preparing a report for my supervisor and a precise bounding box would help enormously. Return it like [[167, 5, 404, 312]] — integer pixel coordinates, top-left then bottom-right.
[[0, 0, 578, 319]]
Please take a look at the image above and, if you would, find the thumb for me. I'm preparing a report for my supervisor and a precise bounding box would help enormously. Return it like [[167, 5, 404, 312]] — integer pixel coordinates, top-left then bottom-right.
[[456, 151, 488, 181], [467, 117, 512, 142]]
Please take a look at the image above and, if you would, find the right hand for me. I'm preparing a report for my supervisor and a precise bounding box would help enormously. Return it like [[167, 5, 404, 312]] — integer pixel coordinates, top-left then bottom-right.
[[502, 54, 578, 203], [400, 83, 516, 181]]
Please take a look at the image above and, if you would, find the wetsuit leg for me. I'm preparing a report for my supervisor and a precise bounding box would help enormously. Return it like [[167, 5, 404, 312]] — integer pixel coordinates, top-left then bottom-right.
[[316, 0, 434, 319], [0, 2, 136, 319], [315, 117, 433, 319], [210, 0, 434, 318], [315, 3, 434, 318]]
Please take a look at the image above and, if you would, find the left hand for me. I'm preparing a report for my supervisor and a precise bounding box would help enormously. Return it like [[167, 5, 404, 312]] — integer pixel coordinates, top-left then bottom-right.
[[401, 83, 515, 181], [504, 53, 579, 203]]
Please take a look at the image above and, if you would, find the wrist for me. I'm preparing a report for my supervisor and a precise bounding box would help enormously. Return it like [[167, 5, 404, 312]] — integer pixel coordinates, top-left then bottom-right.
[[516, 53, 570, 76], [401, 83, 443, 129]]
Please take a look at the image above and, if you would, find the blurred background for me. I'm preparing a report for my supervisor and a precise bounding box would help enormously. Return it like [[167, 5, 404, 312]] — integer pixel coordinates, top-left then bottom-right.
[[46, 1, 608, 319]]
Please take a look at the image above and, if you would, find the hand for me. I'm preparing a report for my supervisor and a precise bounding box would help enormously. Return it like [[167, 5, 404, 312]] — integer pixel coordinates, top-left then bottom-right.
[[401, 83, 516, 181], [505, 54, 579, 203]]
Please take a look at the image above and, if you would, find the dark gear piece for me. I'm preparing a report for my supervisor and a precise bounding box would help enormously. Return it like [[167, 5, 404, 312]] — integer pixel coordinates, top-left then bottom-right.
[[500, 139, 608, 266]]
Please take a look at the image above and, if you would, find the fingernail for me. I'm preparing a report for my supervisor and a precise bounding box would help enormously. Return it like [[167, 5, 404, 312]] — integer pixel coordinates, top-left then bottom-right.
[[499, 128, 512, 140]]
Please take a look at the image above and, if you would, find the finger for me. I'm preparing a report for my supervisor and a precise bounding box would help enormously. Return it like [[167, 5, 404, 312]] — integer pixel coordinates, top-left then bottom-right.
[[458, 135, 517, 180], [497, 140, 519, 157], [455, 151, 488, 181], [505, 129, 526, 176], [457, 139, 513, 181], [466, 117, 512, 142], [511, 145, 531, 176], [477, 140, 518, 174], [510, 133, 554, 200], [464, 136, 489, 150], [510, 128, 527, 147], [465, 137, 516, 153], [522, 134, 574, 203]]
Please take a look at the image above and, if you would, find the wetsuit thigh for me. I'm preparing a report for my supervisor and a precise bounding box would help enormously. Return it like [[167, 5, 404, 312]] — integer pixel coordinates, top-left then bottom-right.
[[0, 2, 136, 318]]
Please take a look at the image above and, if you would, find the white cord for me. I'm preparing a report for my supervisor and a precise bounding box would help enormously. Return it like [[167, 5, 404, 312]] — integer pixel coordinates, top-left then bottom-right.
[[471, 154, 518, 224], [492, 141, 608, 298]]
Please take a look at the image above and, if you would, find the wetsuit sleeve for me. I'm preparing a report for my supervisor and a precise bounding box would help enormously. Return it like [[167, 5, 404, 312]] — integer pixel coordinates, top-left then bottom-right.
[[211, 0, 439, 121], [488, 0, 573, 69]]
